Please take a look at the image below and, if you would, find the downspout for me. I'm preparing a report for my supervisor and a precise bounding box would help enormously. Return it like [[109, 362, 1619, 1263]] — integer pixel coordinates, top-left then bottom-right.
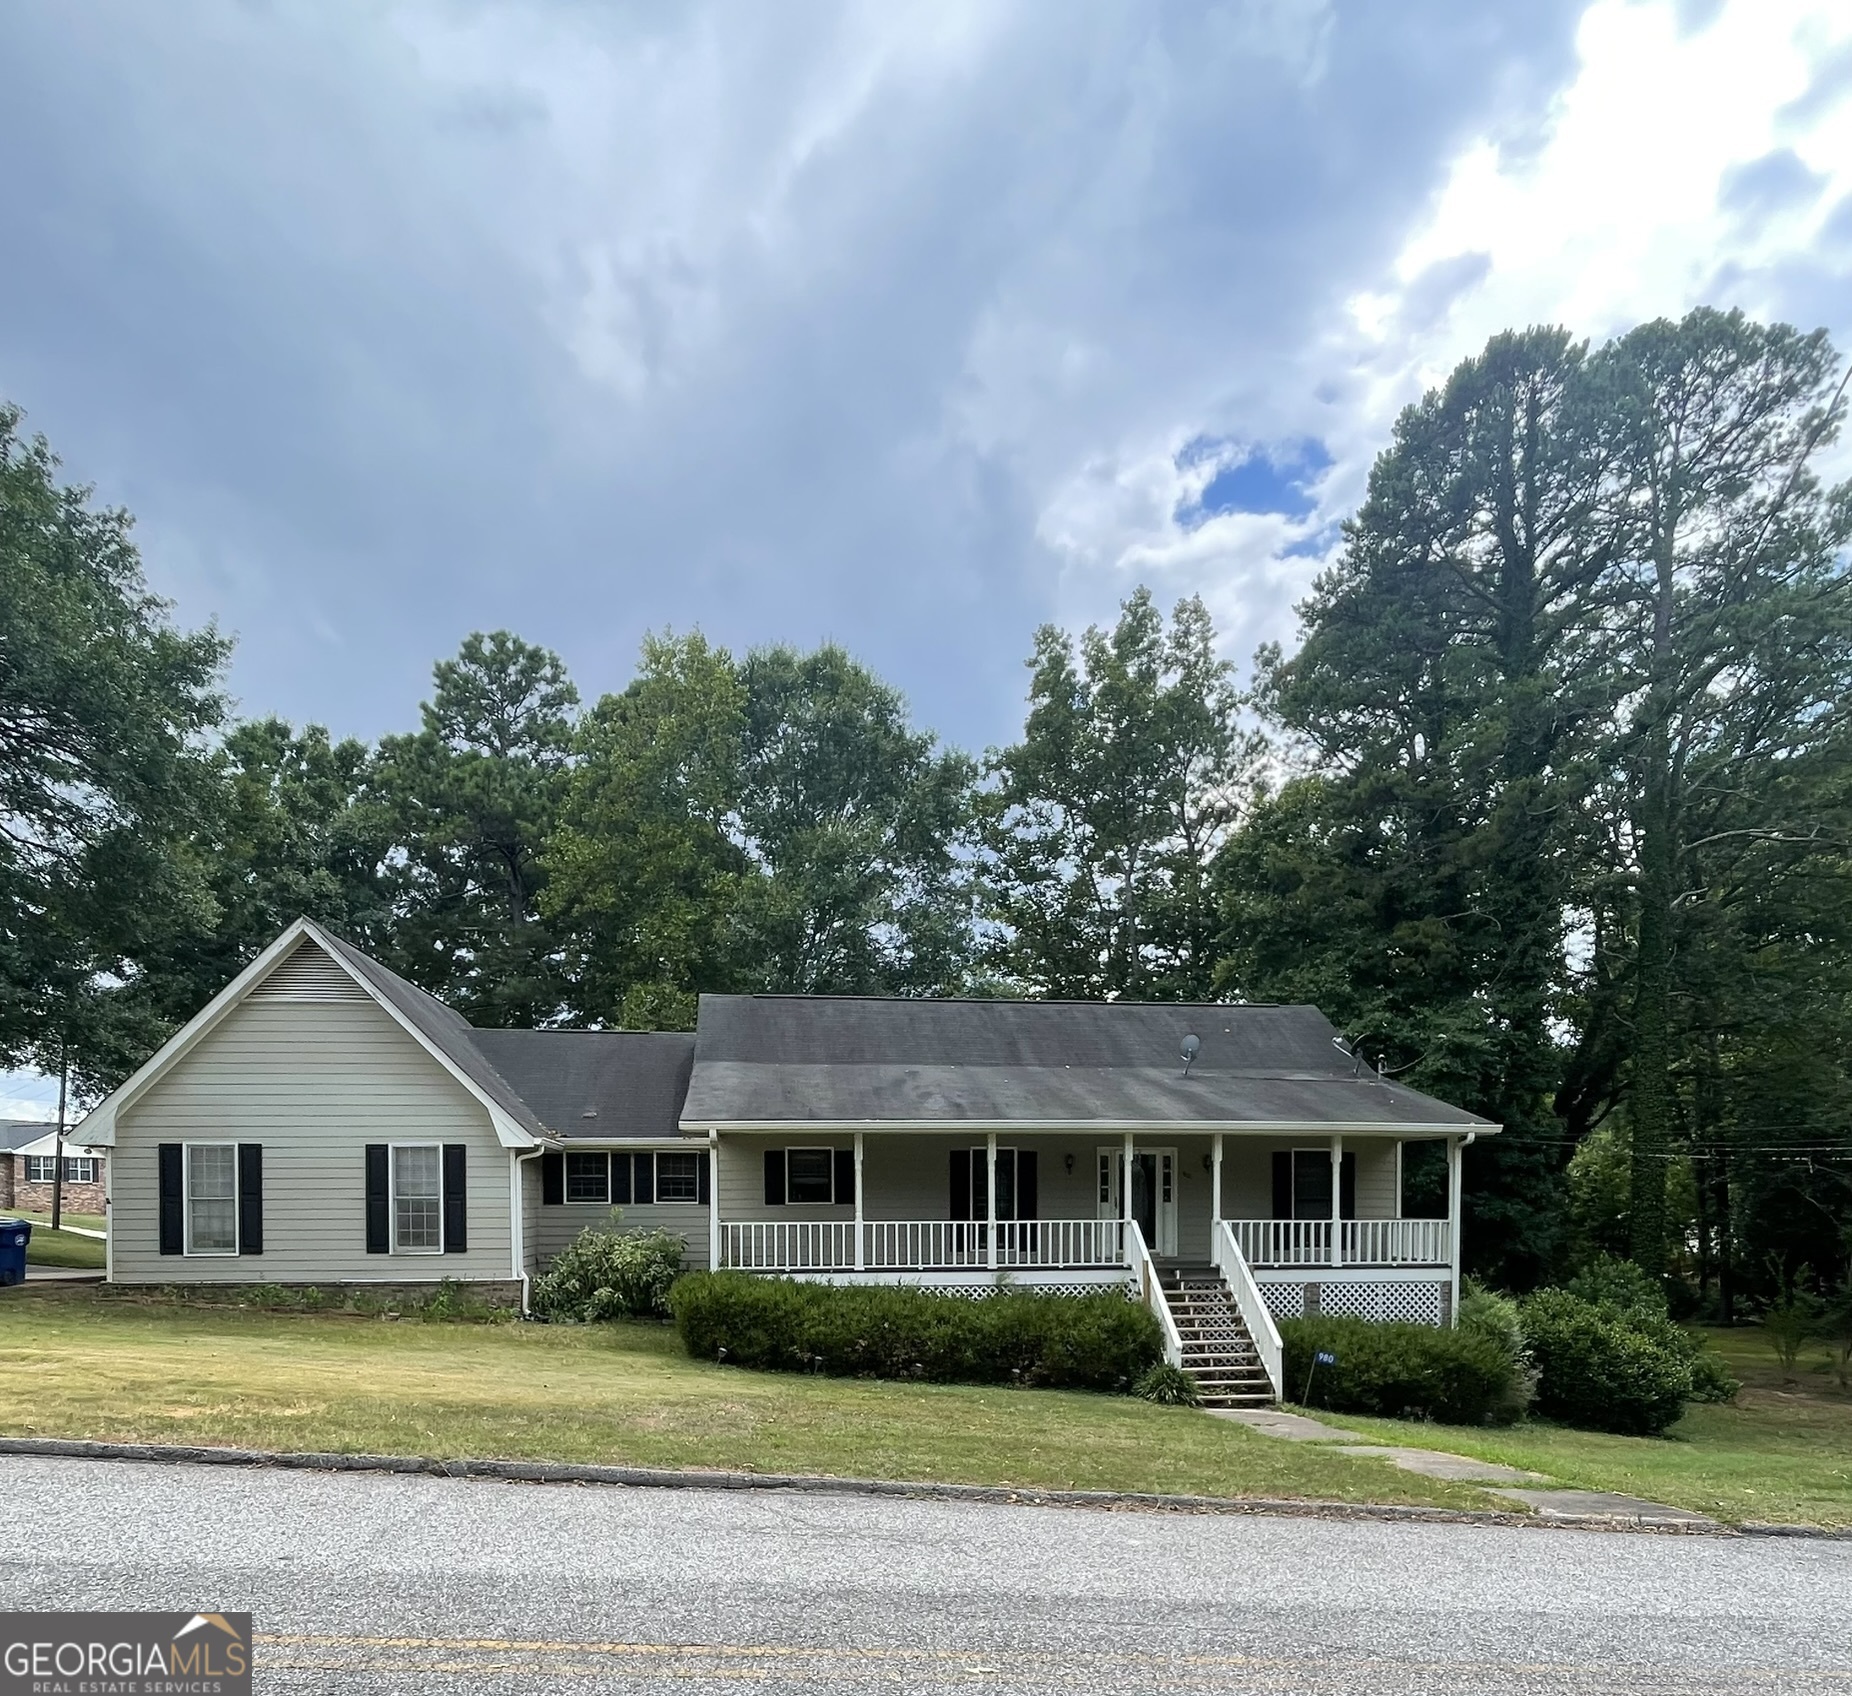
[[1448, 1131, 1477, 1326], [510, 1145, 546, 1315]]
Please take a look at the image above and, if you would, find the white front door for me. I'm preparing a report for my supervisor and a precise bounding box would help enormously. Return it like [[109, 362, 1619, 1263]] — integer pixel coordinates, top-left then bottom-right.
[[1096, 1146, 1178, 1257]]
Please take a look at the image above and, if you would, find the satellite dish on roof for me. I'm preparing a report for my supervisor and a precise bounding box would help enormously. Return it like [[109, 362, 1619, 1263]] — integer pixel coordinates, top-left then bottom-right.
[[1180, 1033, 1201, 1076]]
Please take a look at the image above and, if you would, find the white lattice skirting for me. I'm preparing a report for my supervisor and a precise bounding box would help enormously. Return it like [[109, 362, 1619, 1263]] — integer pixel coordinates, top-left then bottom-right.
[[1258, 1278, 1450, 1327]]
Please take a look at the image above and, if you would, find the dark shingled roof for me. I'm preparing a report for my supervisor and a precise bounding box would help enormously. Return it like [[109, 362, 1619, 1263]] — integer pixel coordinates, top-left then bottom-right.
[[1, 1119, 54, 1153], [468, 1030, 695, 1140], [681, 996, 1493, 1131]]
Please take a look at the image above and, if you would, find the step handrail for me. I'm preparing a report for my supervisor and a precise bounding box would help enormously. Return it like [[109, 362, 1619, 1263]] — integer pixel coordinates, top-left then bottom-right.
[[1126, 1220, 1184, 1369], [1213, 1218, 1283, 1400]]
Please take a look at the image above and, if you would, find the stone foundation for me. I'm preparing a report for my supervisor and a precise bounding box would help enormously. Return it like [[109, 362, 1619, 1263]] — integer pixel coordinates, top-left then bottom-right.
[[100, 1278, 527, 1310]]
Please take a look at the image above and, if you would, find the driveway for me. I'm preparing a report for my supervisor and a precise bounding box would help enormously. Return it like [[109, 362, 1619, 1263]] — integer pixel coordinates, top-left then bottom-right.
[[6, 1455, 1849, 1694]]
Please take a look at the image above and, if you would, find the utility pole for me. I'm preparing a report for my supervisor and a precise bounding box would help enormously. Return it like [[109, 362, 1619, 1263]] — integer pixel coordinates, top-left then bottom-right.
[[50, 1034, 68, 1233]]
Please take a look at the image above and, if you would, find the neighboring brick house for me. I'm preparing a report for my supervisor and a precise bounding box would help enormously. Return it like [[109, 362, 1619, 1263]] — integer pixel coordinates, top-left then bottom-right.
[[0, 1119, 109, 1217]]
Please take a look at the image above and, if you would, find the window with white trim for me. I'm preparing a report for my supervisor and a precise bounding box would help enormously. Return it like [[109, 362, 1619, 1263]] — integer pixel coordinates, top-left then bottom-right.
[[185, 1142, 239, 1255], [655, 1151, 699, 1202], [392, 1143, 443, 1252], [785, 1147, 835, 1205], [24, 1156, 54, 1184], [565, 1151, 610, 1203]]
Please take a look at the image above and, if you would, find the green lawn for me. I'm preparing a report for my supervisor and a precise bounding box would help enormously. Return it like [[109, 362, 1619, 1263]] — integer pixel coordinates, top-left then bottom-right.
[[19, 1226, 106, 1270], [1300, 1327, 1852, 1529], [12, 1207, 108, 1234], [0, 1294, 1502, 1509]]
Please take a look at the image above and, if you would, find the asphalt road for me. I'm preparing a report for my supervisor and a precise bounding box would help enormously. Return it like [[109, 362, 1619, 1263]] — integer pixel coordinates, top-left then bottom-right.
[[6, 1456, 1850, 1695]]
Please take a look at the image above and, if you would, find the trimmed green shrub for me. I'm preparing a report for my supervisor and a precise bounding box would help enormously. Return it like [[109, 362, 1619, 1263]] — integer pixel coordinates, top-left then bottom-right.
[[1456, 1283, 1536, 1423], [1279, 1314, 1520, 1425], [1565, 1254, 1669, 1317], [1521, 1289, 1691, 1435], [1133, 1362, 1201, 1406], [1557, 1254, 1739, 1407], [669, 1272, 1162, 1391], [533, 1225, 688, 1321]]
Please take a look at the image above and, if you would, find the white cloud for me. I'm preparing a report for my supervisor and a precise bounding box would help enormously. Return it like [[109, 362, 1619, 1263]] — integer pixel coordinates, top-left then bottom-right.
[[1037, 0, 1852, 668], [0, 1073, 61, 1122]]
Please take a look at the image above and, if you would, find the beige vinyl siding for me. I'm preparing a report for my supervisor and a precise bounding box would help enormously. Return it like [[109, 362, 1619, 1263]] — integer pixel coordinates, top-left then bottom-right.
[[1219, 1135, 1408, 1220], [529, 1148, 711, 1267], [521, 1152, 543, 1275], [112, 995, 511, 1284], [713, 1130, 1415, 1262], [714, 1132, 1224, 1260], [1354, 1140, 1398, 1218]]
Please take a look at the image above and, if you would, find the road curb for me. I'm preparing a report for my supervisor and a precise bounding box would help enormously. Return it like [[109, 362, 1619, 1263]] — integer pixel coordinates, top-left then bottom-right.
[[8, 1434, 1839, 1538]]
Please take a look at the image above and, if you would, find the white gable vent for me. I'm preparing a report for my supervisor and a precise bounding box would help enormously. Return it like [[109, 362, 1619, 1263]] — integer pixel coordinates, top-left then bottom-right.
[[251, 942, 366, 1002]]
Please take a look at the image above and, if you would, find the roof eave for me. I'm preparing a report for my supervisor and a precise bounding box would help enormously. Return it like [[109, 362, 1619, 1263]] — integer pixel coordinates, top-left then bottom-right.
[[677, 1117, 1498, 1136]]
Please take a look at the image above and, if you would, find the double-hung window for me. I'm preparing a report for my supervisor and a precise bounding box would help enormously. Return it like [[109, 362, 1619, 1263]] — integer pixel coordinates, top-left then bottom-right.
[[655, 1152, 700, 1202], [392, 1144, 443, 1253], [785, 1148, 835, 1205], [566, 1151, 610, 1203], [185, 1143, 239, 1255], [24, 1156, 54, 1184]]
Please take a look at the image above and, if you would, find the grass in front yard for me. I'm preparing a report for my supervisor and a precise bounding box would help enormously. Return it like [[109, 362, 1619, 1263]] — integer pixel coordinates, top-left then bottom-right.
[[1301, 1328, 1852, 1529], [11, 1208, 108, 1234], [0, 1294, 1500, 1511], [20, 1227, 106, 1270]]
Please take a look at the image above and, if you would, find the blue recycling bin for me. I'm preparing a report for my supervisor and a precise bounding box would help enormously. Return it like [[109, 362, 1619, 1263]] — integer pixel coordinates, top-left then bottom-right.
[[0, 1218, 29, 1285]]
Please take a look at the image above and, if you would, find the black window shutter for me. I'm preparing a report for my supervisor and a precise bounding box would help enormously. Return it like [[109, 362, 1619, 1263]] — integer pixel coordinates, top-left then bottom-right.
[[443, 1144, 467, 1253], [365, 1144, 390, 1253], [158, 1144, 183, 1255], [237, 1144, 264, 1256], [764, 1149, 786, 1206], [1340, 1151, 1357, 1221], [697, 1150, 711, 1206], [541, 1149, 563, 1206], [833, 1148, 855, 1207], [1271, 1151, 1292, 1220], [1017, 1150, 1038, 1220], [948, 1149, 971, 1220], [632, 1151, 655, 1205], [611, 1149, 633, 1204]]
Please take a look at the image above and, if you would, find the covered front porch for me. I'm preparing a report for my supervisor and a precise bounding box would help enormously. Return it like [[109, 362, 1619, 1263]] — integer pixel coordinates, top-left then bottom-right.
[[701, 1129, 1467, 1322]]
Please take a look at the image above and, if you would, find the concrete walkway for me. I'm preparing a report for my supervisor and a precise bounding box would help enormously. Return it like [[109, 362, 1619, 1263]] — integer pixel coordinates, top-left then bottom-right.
[[1212, 1407, 1717, 1527]]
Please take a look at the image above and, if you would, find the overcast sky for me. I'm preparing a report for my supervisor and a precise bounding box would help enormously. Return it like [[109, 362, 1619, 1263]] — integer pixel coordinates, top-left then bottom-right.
[[4, 0, 1851, 1115]]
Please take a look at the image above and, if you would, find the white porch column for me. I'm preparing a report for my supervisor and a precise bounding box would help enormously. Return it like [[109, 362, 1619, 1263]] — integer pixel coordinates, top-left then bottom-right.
[[853, 1131, 865, 1271], [708, 1130, 720, 1271], [1122, 1130, 1135, 1258], [986, 1130, 999, 1271], [1211, 1132, 1224, 1231], [1446, 1135, 1463, 1325], [1329, 1133, 1343, 1268]]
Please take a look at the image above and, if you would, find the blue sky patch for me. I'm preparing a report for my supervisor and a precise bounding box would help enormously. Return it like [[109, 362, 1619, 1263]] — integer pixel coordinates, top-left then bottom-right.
[[1176, 437, 1332, 527]]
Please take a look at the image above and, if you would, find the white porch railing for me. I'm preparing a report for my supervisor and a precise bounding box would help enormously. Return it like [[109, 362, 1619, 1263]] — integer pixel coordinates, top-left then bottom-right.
[[864, 1220, 988, 1269], [999, 1218, 1125, 1268], [1213, 1219, 1283, 1399], [717, 1216, 1449, 1275], [1342, 1217, 1450, 1266], [722, 1220, 857, 1270], [1127, 1220, 1184, 1369], [721, 1218, 1127, 1274], [1223, 1217, 1450, 1268]]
